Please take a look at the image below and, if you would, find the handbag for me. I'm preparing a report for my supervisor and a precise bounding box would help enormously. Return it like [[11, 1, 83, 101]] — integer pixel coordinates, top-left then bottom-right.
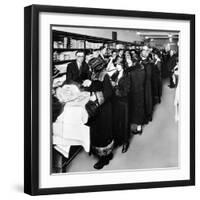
[[85, 99, 99, 118]]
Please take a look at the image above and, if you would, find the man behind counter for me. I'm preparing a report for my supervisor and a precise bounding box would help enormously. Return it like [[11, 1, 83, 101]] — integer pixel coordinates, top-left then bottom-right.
[[66, 50, 91, 85]]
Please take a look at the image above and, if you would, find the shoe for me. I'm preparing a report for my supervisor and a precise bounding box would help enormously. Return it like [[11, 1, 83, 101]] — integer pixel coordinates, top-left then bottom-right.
[[131, 130, 138, 134], [93, 157, 109, 170], [132, 130, 142, 135], [168, 84, 175, 88], [122, 142, 129, 153], [137, 129, 143, 135], [114, 141, 122, 148], [107, 153, 113, 160]]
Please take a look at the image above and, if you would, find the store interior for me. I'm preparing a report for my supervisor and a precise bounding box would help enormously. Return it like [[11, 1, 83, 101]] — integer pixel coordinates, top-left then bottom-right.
[[51, 26, 179, 173]]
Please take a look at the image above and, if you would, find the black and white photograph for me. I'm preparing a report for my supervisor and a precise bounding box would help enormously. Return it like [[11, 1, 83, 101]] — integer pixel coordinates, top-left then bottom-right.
[[51, 26, 180, 173], [24, 5, 195, 195]]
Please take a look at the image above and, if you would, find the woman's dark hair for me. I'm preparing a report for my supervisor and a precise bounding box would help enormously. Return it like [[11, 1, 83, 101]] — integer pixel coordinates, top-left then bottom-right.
[[115, 55, 129, 71], [148, 53, 153, 60], [152, 48, 161, 58], [155, 52, 161, 59], [115, 55, 123, 62], [130, 49, 136, 54], [124, 49, 130, 54], [111, 49, 117, 54], [131, 49, 139, 60], [99, 46, 106, 51]]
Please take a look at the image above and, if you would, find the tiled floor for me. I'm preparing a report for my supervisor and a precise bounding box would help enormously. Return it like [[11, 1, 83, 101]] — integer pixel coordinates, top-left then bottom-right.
[[66, 80, 178, 173]]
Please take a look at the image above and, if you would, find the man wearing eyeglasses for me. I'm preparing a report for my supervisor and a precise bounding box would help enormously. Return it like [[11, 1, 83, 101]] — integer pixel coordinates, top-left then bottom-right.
[[66, 50, 91, 85]]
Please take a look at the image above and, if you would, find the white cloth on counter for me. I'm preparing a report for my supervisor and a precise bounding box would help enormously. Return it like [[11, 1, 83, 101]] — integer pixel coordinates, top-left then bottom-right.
[[55, 84, 81, 103], [53, 87, 91, 158]]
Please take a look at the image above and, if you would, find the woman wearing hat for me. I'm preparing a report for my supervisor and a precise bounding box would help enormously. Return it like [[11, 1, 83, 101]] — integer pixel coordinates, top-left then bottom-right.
[[85, 57, 114, 170], [127, 51, 146, 134], [111, 56, 131, 153], [140, 47, 153, 124]]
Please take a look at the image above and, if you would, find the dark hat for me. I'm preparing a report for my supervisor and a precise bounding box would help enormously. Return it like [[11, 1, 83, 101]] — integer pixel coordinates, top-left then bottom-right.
[[152, 48, 161, 58], [88, 57, 106, 72]]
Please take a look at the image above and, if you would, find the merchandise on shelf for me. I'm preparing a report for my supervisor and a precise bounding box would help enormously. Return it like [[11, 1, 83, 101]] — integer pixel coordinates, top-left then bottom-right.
[[86, 41, 103, 49], [70, 39, 85, 49], [56, 51, 77, 61]]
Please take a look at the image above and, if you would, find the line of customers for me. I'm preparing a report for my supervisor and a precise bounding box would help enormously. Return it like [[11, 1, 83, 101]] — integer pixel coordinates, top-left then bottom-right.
[[55, 45, 178, 170]]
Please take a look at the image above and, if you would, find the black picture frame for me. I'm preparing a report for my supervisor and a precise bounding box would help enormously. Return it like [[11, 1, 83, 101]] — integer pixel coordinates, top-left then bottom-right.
[[24, 4, 195, 196]]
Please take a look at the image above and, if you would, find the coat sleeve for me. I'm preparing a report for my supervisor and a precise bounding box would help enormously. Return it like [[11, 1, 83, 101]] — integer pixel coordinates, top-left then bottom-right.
[[102, 74, 113, 102], [79, 63, 91, 82], [117, 74, 130, 97], [84, 63, 91, 80], [66, 63, 74, 84], [157, 61, 162, 71]]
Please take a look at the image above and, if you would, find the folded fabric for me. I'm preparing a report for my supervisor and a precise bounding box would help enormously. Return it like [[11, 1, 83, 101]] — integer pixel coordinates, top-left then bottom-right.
[[55, 84, 80, 103], [54, 63, 69, 74], [53, 91, 90, 158], [53, 75, 66, 87]]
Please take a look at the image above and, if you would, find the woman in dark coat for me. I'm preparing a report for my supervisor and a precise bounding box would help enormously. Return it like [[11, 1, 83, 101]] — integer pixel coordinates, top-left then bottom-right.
[[126, 52, 146, 134], [140, 49, 153, 124], [111, 56, 131, 153], [167, 50, 178, 88], [86, 57, 114, 170], [161, 49, 170, 78], [152, 51, 162, 105]]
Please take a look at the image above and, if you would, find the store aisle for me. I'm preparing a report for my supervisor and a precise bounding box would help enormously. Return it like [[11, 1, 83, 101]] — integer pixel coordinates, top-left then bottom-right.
[[66, 80, 178, 173]]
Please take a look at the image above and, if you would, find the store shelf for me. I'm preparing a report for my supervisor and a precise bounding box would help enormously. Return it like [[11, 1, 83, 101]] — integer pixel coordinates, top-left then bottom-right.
[[53, 48, 99, 52], [53, 48, 85, 52], [53, 59, 75, 65]]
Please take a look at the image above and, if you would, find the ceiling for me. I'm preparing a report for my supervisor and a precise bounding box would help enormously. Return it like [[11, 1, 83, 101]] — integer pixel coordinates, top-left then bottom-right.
[[136, 31, 179, 39]]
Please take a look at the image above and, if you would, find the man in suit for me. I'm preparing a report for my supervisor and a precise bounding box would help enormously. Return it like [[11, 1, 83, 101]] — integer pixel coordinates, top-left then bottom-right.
[[66, 50, 91, 84]]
